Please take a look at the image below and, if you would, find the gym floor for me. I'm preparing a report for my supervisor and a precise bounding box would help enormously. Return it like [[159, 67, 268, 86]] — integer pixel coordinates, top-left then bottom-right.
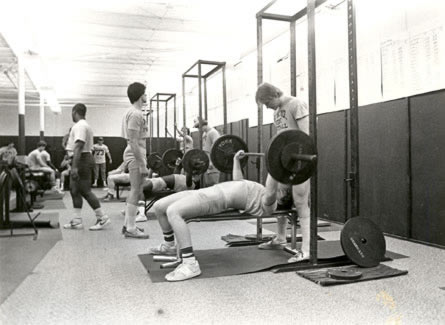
[[0, 189, 444, 324]]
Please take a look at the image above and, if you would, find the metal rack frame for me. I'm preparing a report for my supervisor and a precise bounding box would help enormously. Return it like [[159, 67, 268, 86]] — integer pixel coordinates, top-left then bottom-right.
[[256, 0, 359, 266], [148, 93, 177, 153], [182, 60, 228, 149]]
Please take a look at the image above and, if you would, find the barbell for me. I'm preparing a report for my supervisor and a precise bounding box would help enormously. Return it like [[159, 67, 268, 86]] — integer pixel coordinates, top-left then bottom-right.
[[210, 129, 317, 185], [147, 148, 209, 176]]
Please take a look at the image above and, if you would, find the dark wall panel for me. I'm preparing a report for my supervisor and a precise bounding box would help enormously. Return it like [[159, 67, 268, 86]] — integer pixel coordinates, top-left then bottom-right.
[[359, 99, 410, 236], [317, 111, 347, 223], [410, 91, 445, 246]]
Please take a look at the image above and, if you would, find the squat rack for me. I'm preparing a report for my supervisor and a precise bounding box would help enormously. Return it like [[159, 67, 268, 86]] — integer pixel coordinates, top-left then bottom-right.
[[256, 0, 359, 266], [148, 93, 177, 153], [182, 60, 228, 149]]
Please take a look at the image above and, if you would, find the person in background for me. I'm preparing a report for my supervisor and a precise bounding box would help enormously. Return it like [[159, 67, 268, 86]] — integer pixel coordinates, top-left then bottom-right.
[[0, 142, 17, 165], [193, 117, 220, 187], [27, 141, 60, 193], [60, 154, 72, 191], [92, 137, 112, 187], [63, 103, 110, 231]]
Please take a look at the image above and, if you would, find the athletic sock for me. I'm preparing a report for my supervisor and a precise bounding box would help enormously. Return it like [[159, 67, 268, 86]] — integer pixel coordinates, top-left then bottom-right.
[[163, 230, 175, 243], [125, 203, 138, 232], [180, 247, 196, 262], [73, 208, 82, 219], [94, 207, 105, 218]]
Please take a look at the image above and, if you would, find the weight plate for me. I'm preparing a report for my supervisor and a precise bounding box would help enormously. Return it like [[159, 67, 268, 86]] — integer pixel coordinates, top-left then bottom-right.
[[25, 180, 39, 193], [341, 217, 386, 268], [162, 149, 183, 170], [147, 153, 162, 171], [266, 130, 316, 185], [183, 149, 209, 175], [326, 268, 363, 280], [210, 135, 248, 173]]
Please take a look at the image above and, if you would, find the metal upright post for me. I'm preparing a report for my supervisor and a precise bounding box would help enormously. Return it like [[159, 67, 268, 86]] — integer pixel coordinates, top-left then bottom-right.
[[39, 94, 45, 140], [165, 101, 168, 138], [204, 78, 208, 121], [149, 100, 153, 153], [174, 95, 177, 148], [290, 20, 297, 96], [307, 0, 318, 265], [256, 15, 264, 240], [156, 95, 160, 152], [182, 77, 186, 130], [198, 63, 203, 149], [18, 53, 26, 155], [348, 0, 360, 218], [222, 64, 228, 135]]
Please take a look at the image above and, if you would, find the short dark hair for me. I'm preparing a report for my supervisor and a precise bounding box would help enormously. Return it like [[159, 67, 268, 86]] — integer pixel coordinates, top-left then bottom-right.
[[127, 82, 146, 104], [37, 140, 47, 148], [72, 103, 87, 117], [184, 127, 190, 135]]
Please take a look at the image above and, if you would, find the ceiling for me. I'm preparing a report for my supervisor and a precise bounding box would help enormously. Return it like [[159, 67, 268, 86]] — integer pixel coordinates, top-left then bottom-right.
[[0, 0, 311, 111]]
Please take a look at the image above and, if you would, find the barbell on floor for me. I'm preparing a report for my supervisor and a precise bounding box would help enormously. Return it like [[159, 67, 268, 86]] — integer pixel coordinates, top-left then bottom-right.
[[210, 129, 318, 185]]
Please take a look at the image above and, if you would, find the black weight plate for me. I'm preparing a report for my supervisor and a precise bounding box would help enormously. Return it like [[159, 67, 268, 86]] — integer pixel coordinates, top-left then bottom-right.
[[266, 130, 316, 185], [162, 149, 183, 170], [183, 149, 209, 175], [147, 152, 162, 171], [210, 135, 248, 173], [326, 268, 363, 280], [25, 180, 39, 193], [341, 217, 386, 268]]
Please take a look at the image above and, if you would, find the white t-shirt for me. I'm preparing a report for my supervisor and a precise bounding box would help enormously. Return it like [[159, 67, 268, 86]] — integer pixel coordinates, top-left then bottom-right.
[[66, 119, 94, 153], [92, 143, 109, 164], [40, 150, 51, 166], [273, 97, 308, 133], [240, 180, 276, 216], [27, 149, 44, 169]]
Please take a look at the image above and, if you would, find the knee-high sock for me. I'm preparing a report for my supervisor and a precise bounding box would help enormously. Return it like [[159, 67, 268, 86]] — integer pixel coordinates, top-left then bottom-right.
[[276, 215, 287, 241], [299, 216, 310, 254]]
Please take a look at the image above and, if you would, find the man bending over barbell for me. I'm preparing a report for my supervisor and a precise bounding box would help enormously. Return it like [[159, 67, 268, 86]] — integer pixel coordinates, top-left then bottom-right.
[[147, 150, 279, 282], [256, 82, 311, 263]]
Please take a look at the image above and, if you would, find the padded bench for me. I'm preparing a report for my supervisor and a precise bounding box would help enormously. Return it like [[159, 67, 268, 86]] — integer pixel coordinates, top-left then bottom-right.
[[114, 181, 131, 200]]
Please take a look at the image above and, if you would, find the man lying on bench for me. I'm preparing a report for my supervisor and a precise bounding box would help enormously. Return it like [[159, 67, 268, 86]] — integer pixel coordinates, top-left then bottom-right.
[[148, 150, 279, 282]]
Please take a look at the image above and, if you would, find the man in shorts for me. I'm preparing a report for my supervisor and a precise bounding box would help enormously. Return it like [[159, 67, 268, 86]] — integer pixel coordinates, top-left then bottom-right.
[[255, 82, 310, 263], [121, 82, 150, 239], [147, 150, 279, 281]]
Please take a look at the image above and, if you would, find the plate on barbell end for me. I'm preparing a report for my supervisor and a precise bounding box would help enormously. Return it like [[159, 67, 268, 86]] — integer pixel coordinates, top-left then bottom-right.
[[210, 135, 248, 173], [340, 217, 386, 268], [147, 152, 162, 170], [266, 130, 316, 185], [326, 268, 363, 280], [183, 149, 209, 175], [162, 149, 183, 170]]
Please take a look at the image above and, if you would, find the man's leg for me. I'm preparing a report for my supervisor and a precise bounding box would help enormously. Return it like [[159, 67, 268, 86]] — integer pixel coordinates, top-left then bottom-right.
[[77, 154, 110, 230], [124, 166, 148, 238], [64, 173, 84, 229], [259, 181, 292, 249], [288, 180, 310, 262], [100, 163, 107, 186], [40, 166, 57, 189], [148, 191, 194, 255], [93, 164, 99, 186], [104, 173, 129, 199]]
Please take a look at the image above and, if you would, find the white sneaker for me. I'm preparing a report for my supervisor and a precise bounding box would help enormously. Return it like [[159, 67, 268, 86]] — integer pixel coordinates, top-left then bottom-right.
[[135, 214, 147, 223], [165, 259, 201, 282], [287, 250, 309, 263], [89, 215, 111, 231], [63, 218, 83, 230], [148, 242, 177, 255]]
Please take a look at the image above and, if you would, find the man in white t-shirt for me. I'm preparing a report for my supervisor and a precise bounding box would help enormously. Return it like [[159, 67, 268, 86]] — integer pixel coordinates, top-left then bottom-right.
[[255, 82, 310, 263], [63, 103, 110, 231], [27, 141, 59, 192], [92, 137, 112, 187]]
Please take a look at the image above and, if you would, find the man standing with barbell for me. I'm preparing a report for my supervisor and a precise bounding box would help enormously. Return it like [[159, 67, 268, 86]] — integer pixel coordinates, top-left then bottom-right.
[[255, 82, 311, 263]]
